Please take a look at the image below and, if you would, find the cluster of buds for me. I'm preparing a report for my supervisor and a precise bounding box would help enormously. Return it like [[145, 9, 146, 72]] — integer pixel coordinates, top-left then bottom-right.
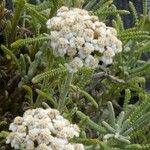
[[47, 6, 122, 73], [6, 108, 84, 150]]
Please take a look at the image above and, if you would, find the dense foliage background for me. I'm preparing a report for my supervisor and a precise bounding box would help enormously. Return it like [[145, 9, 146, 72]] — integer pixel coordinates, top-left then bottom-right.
[[0, 0, 150, 149]]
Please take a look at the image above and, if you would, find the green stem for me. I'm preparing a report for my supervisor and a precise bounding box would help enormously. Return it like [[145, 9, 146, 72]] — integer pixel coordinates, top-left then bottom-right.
[[1, 45, 21, 71], [71, 85, 98, 109], [58, 72, 73, 113], [35, 89, 57, 108], [9, 0, 26, 43]]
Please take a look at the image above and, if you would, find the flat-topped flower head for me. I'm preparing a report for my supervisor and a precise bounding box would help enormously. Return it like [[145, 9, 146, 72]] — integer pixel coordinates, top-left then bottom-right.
[[65, 57, 83, 73], [6, 108, 84, 150], [47, 7, 122, 73]]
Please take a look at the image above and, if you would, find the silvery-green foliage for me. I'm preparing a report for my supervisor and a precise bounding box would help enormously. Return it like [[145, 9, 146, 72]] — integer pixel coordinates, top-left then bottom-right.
[[0, 0, 150, 149]]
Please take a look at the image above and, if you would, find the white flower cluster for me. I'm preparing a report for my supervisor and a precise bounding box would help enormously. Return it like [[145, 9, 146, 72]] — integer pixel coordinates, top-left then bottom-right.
[[47, 6, 122, 73], [6, 108, 84, 150]]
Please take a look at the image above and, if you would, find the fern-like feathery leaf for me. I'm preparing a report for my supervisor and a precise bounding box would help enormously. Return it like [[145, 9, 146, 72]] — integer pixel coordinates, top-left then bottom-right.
[[22, 85, 33, 106], [129, 1, 139, 26], [119, 31, 150, 41], [96, 10, 130, 18], [32, 66, 67, 83], [76, 110, 106, 133], [1, 45, 20, 70], [129, 62, 150, 77], [10, 35, 50, 50], [123, 89, 131, 112], [143, 0, 148, 16], [25, 3, 47, 24], [9, 0, 26, 43], [35, 89, 57, 108], [26, 1, 52, 12]]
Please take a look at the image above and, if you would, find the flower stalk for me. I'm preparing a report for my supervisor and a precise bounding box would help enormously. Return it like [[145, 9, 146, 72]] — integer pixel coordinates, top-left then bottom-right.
[[58, 72, 74, 113]]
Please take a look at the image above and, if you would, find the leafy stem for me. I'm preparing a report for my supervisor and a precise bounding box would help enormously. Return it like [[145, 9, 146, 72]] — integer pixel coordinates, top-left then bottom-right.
[[58, 72, 74, 113]]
